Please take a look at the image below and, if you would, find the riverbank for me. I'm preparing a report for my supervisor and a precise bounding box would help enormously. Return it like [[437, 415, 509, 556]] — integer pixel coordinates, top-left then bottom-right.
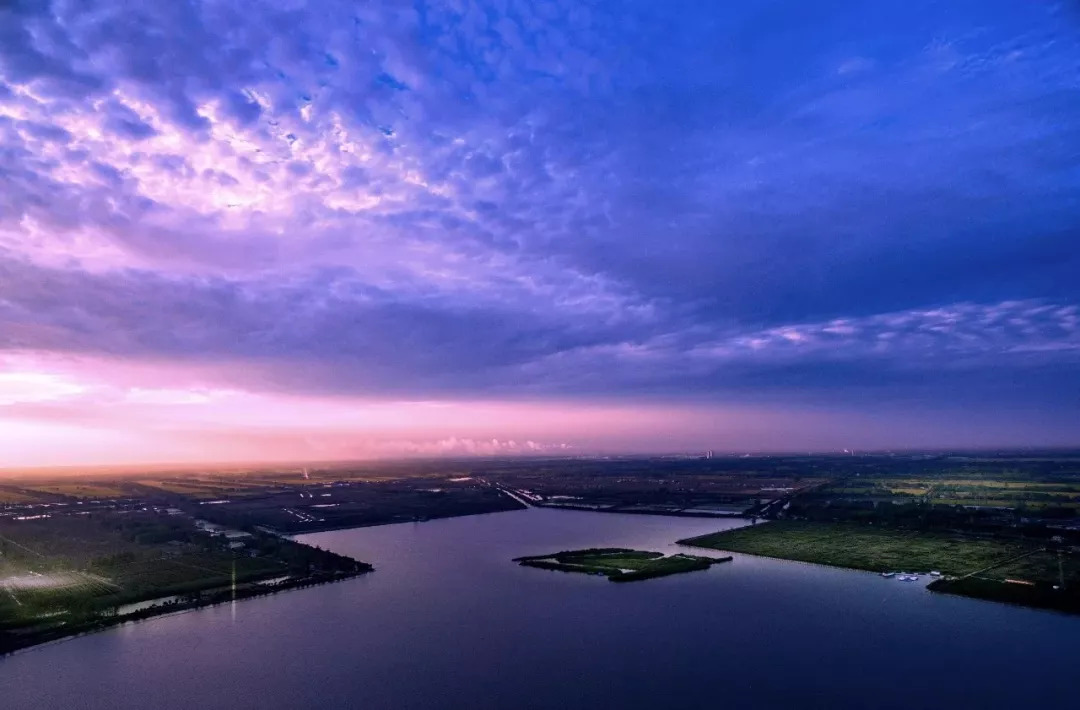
[[927, 567, 1080, 615], [0, 511, 375, 656], [534, 502, 749, 519], [7, 502, 1080, 710], [678, 521, 1036, 574], [267, 500, 528, 536], [679, 520, 1080, 613], [1, 567, 371, 657]]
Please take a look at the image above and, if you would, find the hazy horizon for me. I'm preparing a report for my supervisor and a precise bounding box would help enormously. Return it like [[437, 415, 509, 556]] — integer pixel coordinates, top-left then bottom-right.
[[5, 442, 1080, 477], [2, 0, 1079, 467]]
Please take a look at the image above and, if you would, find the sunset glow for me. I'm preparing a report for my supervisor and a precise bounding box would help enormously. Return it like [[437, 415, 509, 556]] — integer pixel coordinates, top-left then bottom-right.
[[2, 1, 1079, 467]]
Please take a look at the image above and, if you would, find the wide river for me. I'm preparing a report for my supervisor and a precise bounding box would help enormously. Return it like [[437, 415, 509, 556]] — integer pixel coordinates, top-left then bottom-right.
[[4, 507, 1079, 709]]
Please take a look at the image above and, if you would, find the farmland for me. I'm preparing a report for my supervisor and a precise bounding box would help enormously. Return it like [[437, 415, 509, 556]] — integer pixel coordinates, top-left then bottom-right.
[[679, 521, 1035, 575], [183, 477, 524, 534], [809, 476, 1080, 511], [681, 520, 1080, 613], [789, 453, 1080, 519], [2, 452, 1080, 618], [5, 452, 1079, 530], [0, 487, 42, 504], [22, 482, 136, 500], [1, 469, 525, 534], [0, 511, 371, 654], [482, 456, 827, 515]]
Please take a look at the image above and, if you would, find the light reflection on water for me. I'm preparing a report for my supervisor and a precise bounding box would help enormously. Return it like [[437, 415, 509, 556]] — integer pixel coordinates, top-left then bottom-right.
[[5, 508, 1080, 710]]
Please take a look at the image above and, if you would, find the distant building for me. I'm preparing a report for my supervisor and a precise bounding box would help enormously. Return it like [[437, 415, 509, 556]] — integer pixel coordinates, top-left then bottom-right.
[[194, 520, 224, 534]]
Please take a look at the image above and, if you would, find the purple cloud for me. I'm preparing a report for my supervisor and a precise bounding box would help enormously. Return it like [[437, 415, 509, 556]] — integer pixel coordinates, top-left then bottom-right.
[[0, 0, 1078, 448]]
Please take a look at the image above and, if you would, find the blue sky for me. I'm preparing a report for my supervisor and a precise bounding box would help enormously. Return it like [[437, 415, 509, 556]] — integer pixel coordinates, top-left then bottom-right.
[[1, 0, 1078, 463]]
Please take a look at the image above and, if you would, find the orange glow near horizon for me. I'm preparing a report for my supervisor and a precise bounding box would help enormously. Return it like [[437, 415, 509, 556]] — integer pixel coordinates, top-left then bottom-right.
[[0, 352, 699, 466], [2, 352, 1075, 470]]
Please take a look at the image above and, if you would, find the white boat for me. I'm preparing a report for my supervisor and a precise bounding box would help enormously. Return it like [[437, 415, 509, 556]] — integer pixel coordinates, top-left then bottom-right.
[[930, 571, 941, 576], [881, 572, 896, 578]]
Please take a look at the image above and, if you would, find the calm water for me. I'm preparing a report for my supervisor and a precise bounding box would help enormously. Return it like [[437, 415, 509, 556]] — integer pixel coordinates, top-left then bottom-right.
[[5, 508, 1080, 709]]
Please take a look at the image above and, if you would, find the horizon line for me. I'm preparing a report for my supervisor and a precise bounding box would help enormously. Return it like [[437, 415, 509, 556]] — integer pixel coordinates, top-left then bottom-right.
[[4, 445, 1080, 477]]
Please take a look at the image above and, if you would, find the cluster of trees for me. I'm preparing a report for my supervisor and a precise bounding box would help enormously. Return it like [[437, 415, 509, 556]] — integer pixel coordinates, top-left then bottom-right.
[[259, 537, 372, 575]]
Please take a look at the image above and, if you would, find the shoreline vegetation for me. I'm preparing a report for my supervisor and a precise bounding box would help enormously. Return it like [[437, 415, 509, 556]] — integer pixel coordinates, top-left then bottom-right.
[[0, 512, 373, 657], [513, 547, 731, 582], [5, 453, 1080, 653], [679, 521, 1080, 614], [1, 567, 371, 657]]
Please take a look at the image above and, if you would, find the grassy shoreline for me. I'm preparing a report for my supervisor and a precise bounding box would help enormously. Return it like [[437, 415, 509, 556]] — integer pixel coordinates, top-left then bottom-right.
[[927, 576, 1080, 615], [1, 511, 375, 656], [1, 568, 371, 657], [679, 520, 1080, 614], [678, 521, 1034, 575]]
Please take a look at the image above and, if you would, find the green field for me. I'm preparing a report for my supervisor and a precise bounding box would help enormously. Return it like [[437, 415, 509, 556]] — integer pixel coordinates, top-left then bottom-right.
[[679, 521, 1036, 576], [812, 474, 1080, 512], [0, 487, 40, 504], [0, 515, 281, 626], [0, 512, 371, 653], [20, 482, 134, 500], [514, 548, 729, 582]]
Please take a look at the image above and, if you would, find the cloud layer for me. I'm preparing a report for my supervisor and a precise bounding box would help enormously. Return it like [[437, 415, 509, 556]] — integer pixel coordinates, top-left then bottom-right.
[[1, 0, 1079, 461]]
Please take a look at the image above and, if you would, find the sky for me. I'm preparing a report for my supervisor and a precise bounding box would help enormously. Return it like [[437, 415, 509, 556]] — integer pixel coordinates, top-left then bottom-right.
[[1, 0, 1079, 467]]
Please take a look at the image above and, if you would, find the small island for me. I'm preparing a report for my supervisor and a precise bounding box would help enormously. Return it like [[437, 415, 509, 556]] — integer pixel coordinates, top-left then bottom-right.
[[513, 547, 731, 582]]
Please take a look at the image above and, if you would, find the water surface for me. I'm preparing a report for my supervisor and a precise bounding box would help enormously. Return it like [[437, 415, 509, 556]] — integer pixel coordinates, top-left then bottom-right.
[[5, 508, 1079, 709]]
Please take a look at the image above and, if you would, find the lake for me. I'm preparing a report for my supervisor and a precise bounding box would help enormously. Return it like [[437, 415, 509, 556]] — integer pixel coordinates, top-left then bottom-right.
[[4, 507, 1079, 709]]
